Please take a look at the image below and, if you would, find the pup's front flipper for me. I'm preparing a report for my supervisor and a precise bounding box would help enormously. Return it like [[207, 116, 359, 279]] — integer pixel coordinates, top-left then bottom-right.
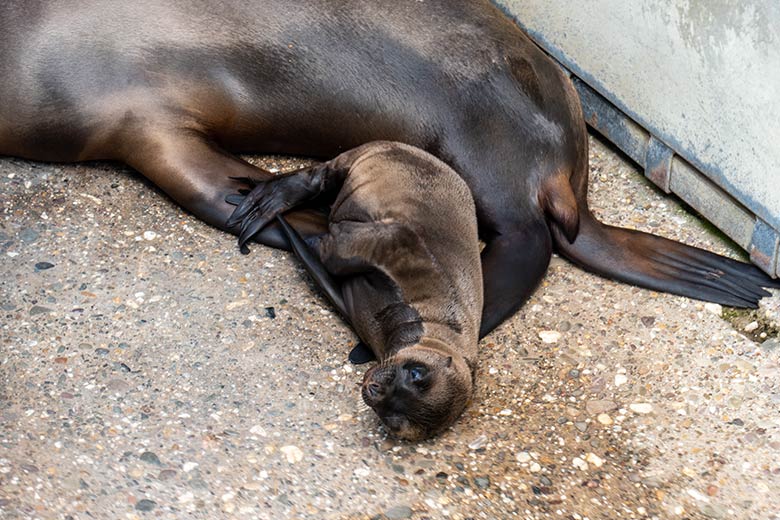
[[226, 169, 326, 252]]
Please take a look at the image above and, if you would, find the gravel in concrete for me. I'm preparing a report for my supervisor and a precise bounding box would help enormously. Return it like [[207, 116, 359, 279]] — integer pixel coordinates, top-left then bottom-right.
[[1, 136, 778, 519]]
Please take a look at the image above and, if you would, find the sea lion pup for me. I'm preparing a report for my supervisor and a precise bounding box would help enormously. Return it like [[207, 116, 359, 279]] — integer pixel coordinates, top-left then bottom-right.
[[226, 141, 483, 440]]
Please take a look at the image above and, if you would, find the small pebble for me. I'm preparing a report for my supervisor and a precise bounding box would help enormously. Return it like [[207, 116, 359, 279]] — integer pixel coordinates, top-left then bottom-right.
[[142, 231, 157, 241], [704, 303, 722, 316], [280, 445, 303, 463], [226, 300, 249, 311], [516, 451, 532, 463], [538, 330, 562, 343], [158, 470, 176, 481], [687, 488, 709, 502], [468, 435, 487, 450], [614, 374, 627, 387], [250, 425, 268, 436], [743, 321, 759, 332], [140, 452, 161, 466], [629, 403, 653, 414], [474, 476, 490, 489], [572, 457, 588, 471], [585, 400, 617, 415], [529, 462, 542, 473], [135, 499, 157, 512], [699, 503, 726, 519], [265, 307, 276, 319], [384, 505, 413, 519], [30, 305, 53, 316], [597, 414, 613, 425], [34, 261, 54, 271], [585, 453, 604, 467], [20, 228, 40, 243]]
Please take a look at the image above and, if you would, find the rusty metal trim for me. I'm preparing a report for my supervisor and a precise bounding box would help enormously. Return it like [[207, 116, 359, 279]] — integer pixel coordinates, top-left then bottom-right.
[[645, 137, 673, 194], [750, 219, 780, 276], [563, 67, 777, 277]]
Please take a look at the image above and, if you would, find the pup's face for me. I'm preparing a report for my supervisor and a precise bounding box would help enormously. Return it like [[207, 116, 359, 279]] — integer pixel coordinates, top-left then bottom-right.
[[360, 346, 473, 441]]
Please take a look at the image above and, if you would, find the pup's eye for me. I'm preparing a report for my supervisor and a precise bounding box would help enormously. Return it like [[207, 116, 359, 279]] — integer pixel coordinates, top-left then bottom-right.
[[408, 366, 427, 382]]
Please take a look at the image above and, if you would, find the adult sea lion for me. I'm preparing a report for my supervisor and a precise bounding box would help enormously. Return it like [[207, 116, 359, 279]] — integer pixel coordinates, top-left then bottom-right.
[[227, 141, 483, 440], [0, 0, 777, 338]]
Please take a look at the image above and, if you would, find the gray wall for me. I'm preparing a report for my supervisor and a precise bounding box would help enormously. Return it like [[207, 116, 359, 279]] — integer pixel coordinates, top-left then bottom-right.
[[494, 0, 780, 276]]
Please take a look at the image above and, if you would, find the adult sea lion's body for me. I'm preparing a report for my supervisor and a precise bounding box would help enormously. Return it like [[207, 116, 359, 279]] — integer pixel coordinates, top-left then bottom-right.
[[0, 0, 777, 336], [228, 141, 482, 440]]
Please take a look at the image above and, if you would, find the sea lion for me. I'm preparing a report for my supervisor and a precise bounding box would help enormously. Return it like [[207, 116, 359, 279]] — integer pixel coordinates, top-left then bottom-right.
[[0, 0, 777, 339], [227, 141, 483, 440]]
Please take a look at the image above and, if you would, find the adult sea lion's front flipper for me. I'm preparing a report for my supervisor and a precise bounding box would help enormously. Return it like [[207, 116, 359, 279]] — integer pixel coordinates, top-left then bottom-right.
[[552, 211, 780, 308], [125, 131, 327, 251], [479, 218, 552, 338]]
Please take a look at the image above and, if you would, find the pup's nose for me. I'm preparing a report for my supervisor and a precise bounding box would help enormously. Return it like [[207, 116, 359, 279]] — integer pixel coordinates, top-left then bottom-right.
[[366, 381, 381, 398]]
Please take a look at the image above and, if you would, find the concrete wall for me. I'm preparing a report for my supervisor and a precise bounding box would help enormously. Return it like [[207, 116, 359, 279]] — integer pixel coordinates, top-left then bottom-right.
[[493, 0, 780, 276]]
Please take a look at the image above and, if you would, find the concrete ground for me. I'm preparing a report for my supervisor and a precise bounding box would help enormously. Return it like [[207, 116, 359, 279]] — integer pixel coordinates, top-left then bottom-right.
[[1, 135, 779, 520]]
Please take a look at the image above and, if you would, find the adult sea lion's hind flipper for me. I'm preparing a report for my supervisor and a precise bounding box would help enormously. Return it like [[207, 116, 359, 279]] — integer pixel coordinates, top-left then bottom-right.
[[275, 215, 352, 325], [553, 212, 780, 308]]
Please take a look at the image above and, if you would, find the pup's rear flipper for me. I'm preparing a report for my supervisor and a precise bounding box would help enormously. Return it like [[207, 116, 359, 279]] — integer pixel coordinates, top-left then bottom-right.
[[276, 216, 377, 364], [552, 212, 780, 308], [276, 215, 350, 320]]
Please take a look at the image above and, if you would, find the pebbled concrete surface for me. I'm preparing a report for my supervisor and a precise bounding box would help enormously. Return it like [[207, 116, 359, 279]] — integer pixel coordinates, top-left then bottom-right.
[[1, 135, 778, 520]]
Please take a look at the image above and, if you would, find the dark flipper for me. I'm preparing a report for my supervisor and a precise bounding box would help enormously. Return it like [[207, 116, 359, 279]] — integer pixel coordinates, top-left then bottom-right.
[[224, 156, 356, 253], [124, 130, 327, 252], [277, 216, 377, 364], [226, 171, 326, 252], [552, 212, 780, 308], [479, 218, 552, 338], [276, 215, 351, 323], [348, 342, 376, 364]]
